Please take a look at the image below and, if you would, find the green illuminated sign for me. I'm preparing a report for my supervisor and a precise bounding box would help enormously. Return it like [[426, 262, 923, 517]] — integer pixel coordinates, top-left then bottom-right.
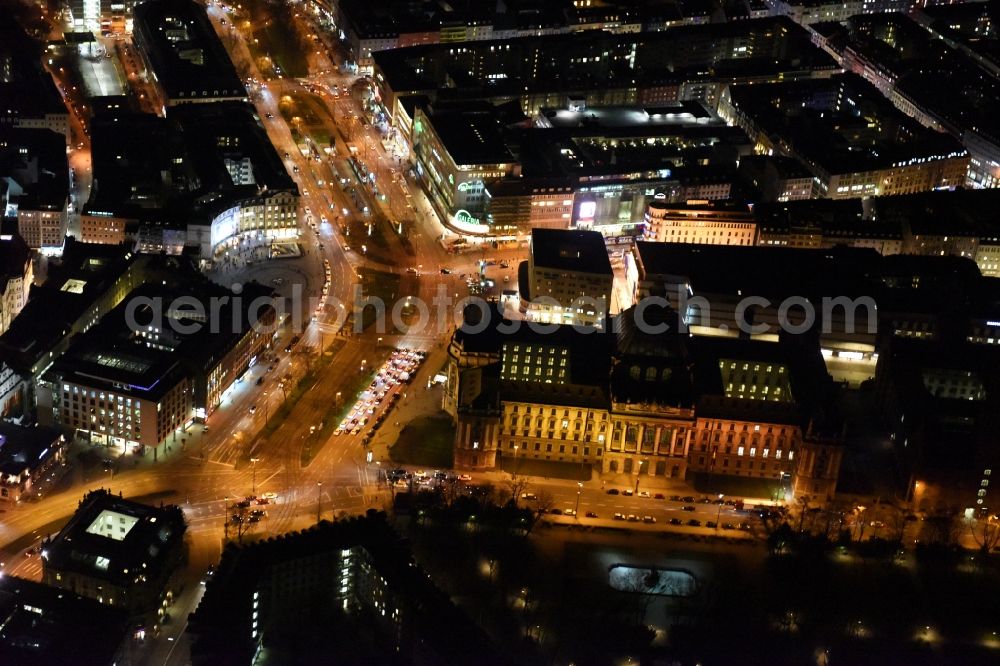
[[454, 209, 481, 225]]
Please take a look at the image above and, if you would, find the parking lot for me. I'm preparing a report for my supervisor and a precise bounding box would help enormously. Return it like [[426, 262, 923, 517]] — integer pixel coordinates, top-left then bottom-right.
[[335, 348, 426, 442]]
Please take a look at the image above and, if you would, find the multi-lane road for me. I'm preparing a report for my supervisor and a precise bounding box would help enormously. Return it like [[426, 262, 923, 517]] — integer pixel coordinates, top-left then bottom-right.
[[0, 4, 657, 664]]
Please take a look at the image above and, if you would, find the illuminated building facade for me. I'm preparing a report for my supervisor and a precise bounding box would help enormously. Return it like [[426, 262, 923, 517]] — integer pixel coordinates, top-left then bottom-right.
[[524, 228, 613, 328], [445, 305, 846, 502], [411, 103, 520, 229], [644, 200, 757, 245]]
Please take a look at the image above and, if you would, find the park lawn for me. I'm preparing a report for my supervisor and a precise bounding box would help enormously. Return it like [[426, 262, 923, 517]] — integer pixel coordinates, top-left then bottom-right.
[[258, 20, 310, 78], [389, 413, 455, 469]]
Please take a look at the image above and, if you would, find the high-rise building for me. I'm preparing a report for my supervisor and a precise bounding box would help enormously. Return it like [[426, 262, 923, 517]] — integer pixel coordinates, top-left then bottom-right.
[[523, 228, 614, 328]]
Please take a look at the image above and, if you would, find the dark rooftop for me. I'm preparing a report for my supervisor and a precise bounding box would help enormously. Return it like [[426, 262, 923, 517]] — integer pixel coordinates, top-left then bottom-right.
[[531, 228, 613, 275], [726, 73, 968, 175], [418, 103, 518, 166], [0, 128, 69, 211], [0, 17, 67, 122], [0, 233, 31, 296], [0, 239, 138, 374], [43, 489, 186, 588], [44, 270, 273, 403], [634, 241, 882, 300], [375, 16, 834, 101], [132, 0, 246, 103], [190, 513, 500, 666], [0, 422, 62, 477], [85, 102, 296, 224], [0, 575, 130, 666]]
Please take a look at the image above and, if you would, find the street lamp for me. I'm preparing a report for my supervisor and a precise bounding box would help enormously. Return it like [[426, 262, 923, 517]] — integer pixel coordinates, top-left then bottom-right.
[[716, 493, 724, 529], [575, 482, 583, 519], [316, 481, 323, 523], [250, 457, 260, 495]]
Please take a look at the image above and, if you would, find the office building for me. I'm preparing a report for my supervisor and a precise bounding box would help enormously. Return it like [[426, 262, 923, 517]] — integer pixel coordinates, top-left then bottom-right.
[[42, 489, 187, 620], [82, 103, 298, 259], [523, 228, 613, 328], [69, 0, 139, 34], [38, 276, 275, 453], [412, 98, 750, 235], [0, 240, 161, 419], [0, 128, 69, 251], [877, 336, 1000, 517], [42, 335, 192, 453], [444, 304, 846, 502], [411, 102, 521, 228], [132, 0, 247, 106], [189, 513, 498, 666]]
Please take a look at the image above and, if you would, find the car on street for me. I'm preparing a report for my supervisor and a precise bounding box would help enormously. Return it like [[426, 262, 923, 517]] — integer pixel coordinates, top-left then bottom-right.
[[654, 493, 665, 500], [687, 519, 701, 527], [520, 492, 537, 501], [550, 508, 563, 515], [669, 518, 683, 526], [440, 268, 451, 274], [626, 514, 640, 522], [458, 474, 472, 482], [682, 505, 696, 512], [706, 521, 717, 529], [585, 511, 598, 518], [606, 488, 619, 495], [613, 513, 625, 521], [622, 489, 634, 496], [563, 509, 577, 517], [642, 515, 656, 524]]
